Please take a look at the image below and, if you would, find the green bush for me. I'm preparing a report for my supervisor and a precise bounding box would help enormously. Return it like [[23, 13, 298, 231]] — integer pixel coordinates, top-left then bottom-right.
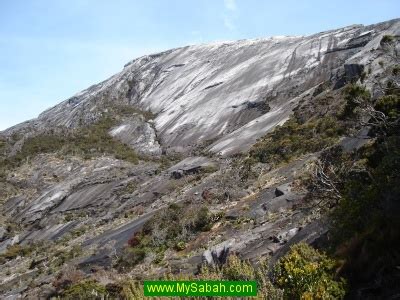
[[1, 134, 67, 171], [174, 241, 186, 251], [380, 35, 395, 45], [62, 280, 107, 300], [341, 84, 371, 118], [332, 136, 400, 242], [220, 254, 257, 281], [143, 204, 216, 245], [116, 247, 147, 272], [192, 206, 213, 231], [273, 243, 346, 299], [249, 116, 343, 165], [376, 95, 400, 121], [115, 205, 220, 271], [203, 255, 285, 299]]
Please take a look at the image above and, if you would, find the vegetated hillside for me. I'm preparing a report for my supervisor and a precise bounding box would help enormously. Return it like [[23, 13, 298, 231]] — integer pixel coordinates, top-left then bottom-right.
[[0, 19, 399, 299]]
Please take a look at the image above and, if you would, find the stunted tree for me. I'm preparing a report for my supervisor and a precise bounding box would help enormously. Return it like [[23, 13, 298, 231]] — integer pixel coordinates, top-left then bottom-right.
[[305, 148, 348, 209]]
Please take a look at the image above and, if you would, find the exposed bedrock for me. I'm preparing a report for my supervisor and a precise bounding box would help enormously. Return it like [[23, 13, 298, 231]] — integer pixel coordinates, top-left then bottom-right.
[[4, 19, 399, 156]]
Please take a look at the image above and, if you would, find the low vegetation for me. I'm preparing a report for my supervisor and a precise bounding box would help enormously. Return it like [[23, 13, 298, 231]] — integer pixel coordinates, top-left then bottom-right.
[[340, 83, 371, 118], [380, 34, 395, 46], [0, 104, 160, 179], [0, 244, 34, 263], [330, 84, 400, 293], [111, 105, 156, 121], [55, 254, 282, 299], [0, 116, 138, 179], [302, 54, 400, 296], [61, 280, 107, 300], [115, 204, 223, 271], [273, 243, 346, 299], [249, 115, 344, 166], [54, 244, 347, 299]]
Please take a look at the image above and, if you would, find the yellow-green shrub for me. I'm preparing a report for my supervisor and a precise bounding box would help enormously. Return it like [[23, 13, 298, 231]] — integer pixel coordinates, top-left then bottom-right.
[[119, 254, 283, 299], [273, 243, 346, 299]]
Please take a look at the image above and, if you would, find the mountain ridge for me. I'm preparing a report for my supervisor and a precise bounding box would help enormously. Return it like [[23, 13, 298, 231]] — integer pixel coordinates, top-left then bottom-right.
[[3, 18, 399, 156]]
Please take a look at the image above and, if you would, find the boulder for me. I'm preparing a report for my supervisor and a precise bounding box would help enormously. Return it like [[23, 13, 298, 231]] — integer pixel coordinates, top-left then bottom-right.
[[202, 241, 233, 266], [171, 170, 184, 179], [168, 157, 216, 179], [274, 183, 291, 197]]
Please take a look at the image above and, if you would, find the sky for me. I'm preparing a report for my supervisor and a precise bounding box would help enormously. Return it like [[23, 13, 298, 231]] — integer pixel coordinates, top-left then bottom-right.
[[0, 0, 399, 130]]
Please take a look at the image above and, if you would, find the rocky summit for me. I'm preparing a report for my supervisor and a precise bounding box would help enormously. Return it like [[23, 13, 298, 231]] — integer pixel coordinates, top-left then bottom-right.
[[0, 18, 399, 299]]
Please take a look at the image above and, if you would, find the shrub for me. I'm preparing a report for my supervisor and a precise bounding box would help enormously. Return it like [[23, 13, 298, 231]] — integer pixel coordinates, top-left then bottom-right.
[[116, 247, 146, 272], [5, 134, 67, 169], [249, 116, 343, 165], [53, 245, 83, 266], [221, 254, 256, 281], [174, 241, 186, 251], [341, 84, 371, 118], [60, 255, 284, 299], [118, 280, 145, 299], [375, 95, 400, 121], [380, 35, 395, 46], [0, 138, 7, 155], [0, 244, 33, 261], [105, 282, 124, 298], [273, 243, 346, 299], [201, 164, 219, 173], [332, 135, 400, 243], [116, 205, 220, 271], [113, 105, 156, 120], [62, 280, 107, 300], [128, 254, 283, 298], [142, 204, 215, 244], [53, 267, 85, 291], [200, 255, 284, 299], [392, 65, 400, 76], [127, 232, 142, 247], [301, 72, 399, 295], [191, 206, 213, 231]]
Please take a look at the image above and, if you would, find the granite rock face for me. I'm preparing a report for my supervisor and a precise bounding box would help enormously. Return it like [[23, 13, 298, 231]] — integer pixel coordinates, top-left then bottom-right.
[[4, 19, 399, 155], [108, 115, 162, 155]]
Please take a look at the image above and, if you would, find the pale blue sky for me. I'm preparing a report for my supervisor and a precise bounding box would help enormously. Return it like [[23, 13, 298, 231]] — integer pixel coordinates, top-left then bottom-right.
[[1, 0, 399, 130]]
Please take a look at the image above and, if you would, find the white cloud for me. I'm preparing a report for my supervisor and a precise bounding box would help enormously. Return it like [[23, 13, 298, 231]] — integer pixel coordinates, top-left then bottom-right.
[[224, 0, 237, 11], [222, 0, 238, 31], [223, 15, 236, 31]]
